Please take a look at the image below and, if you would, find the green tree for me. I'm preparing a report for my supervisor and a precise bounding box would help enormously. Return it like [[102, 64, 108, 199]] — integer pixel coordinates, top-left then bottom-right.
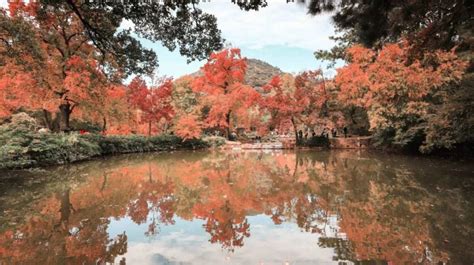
[[36, 0, 224, 66]]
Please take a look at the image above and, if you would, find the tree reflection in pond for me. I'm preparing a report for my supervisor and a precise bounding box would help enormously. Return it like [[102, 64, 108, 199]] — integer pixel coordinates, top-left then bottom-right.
[[0, 151, 472, 264]]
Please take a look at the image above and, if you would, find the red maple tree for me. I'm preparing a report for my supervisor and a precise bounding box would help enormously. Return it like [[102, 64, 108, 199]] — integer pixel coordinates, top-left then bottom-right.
[[128, 77, 174, 135], [192, 48, 260, 138], [262, 71, 330, 142]]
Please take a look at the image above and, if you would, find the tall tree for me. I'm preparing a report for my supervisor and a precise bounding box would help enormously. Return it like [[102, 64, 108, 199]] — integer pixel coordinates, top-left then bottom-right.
[[22, 0, 223, 65], [192, 48, 260, 139], [5, 2, 140, 131], [0, 9, 49, 118], [335, 42, 468, 152], [128, 77, 174, 136], [262, 71, 330, 143]]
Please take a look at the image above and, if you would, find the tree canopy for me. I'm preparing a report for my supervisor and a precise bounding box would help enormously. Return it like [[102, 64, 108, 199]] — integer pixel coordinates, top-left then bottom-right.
[[0, 0, 472, 153]]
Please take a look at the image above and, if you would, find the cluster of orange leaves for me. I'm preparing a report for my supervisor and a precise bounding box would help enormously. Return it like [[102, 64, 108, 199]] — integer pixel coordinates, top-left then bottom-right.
[[2, 2, 467, 140], [335, 42, 467, 131]]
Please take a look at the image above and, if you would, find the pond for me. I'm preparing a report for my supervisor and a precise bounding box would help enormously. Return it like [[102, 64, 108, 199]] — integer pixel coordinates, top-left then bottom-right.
[[0, 150, 473, 264]]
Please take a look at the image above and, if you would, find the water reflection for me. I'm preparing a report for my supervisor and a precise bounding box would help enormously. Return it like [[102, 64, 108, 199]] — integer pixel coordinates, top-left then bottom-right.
[[0, 151, 473, 264]]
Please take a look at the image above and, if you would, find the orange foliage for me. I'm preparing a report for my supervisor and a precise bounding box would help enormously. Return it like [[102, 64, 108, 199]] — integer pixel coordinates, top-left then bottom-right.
[[127, 77, 174, 135], [192, 48, 260, 137], [332, 42, 469, 151], [0, 61, 40, 117], [262, 71, 332, 140], [174, 114, 202, 140], [335, 43, 467, 131], [2, 1, 124, 131]]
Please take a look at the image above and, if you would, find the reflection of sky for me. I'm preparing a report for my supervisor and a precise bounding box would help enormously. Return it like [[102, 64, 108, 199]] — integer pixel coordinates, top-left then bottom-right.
[[108, 214, 343, 265]]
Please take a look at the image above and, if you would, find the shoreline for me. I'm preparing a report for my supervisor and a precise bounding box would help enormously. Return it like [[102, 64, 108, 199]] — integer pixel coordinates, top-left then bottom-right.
[[2, 133, 471, 171], [0, 133, 210, 170]]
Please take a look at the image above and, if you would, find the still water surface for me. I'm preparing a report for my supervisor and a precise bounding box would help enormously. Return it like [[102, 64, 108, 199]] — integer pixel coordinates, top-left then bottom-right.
[[0, 150, 473, 264]]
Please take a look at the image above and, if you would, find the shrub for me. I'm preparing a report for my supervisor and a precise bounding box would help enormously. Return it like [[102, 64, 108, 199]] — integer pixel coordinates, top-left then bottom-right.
[[1, 129, 208, 169], [69, 119, 103, 133], [81, 134, 209, 155], [2, 112, 38, 132], [27, 133, 101, 165], [202, 136, 226, 148]]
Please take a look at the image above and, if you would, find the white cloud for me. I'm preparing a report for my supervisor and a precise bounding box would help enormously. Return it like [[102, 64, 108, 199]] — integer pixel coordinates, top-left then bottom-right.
[[200, 1, 336, 52], [116, 216, 338, 265]]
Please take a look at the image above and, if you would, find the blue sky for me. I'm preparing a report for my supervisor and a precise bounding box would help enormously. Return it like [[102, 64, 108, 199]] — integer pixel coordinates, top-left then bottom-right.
[[1, 0, 340, 78], [149, 1, 339, 77]]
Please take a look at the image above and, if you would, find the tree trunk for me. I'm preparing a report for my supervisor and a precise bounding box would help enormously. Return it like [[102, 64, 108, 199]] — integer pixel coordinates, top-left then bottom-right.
[[225, 111, 231, 139], [291, 117, 299, 145], [58, 189, 73, 225], [100, 174, 108, 192], [149, 164, 153, 183], [102, 117, 107, 132], [58, 102, 72, 132], [43, 109, 53, 130], [148, 121, 152, 136]]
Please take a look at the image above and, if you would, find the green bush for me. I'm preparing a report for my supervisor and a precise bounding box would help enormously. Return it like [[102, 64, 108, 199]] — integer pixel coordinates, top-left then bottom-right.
[[69, 119, 103, 133], [0, 131, 102, 168], [0, 119, 209, 169], [81, 134, 209, 155], [202, 136, 227, 148], [28, 133, 101, 165]]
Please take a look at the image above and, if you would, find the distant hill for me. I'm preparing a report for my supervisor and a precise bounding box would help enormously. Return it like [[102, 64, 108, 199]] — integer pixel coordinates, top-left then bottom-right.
[[244, 58, 283, 87], [189, 58, 283, 88]]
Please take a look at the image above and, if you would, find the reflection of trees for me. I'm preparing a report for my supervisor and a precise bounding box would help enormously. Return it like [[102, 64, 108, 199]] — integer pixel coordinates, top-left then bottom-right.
[[318, 237, 354, 261], [201, 201, 250, 251], [0, 188, 128, 264], [308, 151, 474, 264], [0, 151, 473, 264]]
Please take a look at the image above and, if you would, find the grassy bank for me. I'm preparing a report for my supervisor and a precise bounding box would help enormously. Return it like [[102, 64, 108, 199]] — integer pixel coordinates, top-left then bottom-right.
[[0, 127, 210, 170]]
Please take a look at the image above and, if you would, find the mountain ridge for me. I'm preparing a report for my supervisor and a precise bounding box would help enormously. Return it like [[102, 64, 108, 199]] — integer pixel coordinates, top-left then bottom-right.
[[188, 58, 284, 88]]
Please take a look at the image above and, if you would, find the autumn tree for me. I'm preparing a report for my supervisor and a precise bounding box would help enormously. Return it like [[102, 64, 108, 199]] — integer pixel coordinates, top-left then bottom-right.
[[172, 76, 201, 117], [2, 0, 238, 131], [0, 9, 48, 118], [3, 2, 145, 131], [262, 71, 332, 143], [100, 85, 133, 134], [174, 115, 202, 140], [192, 48, 260, 139], [171, 76, 203, 139], [128, 77, 174, 136], [308, 1, 473, 146], [422, 73, 474, 152], [261, 74, 299, 138], [335, 42, 468, 152]]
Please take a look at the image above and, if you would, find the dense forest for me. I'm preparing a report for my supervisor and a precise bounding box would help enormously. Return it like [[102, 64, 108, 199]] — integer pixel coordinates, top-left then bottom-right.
[[0, 0, 472, 155]]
